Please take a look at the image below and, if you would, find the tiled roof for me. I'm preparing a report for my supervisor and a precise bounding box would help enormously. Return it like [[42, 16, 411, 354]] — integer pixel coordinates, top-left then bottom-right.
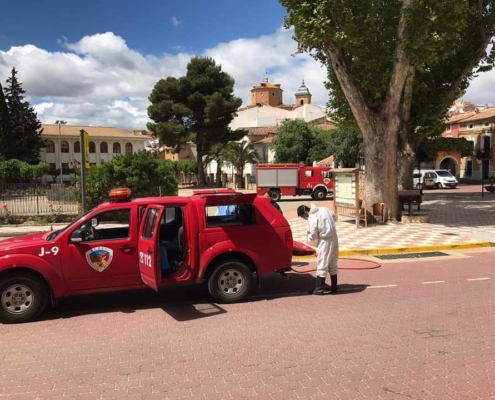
[[447, 112, 476, 123], [238, 126, 279, 136], [40, 124, 152, 139], [251, 82, 282, 90], [457, 107, 495, 123], [251, 135, 275, 144]]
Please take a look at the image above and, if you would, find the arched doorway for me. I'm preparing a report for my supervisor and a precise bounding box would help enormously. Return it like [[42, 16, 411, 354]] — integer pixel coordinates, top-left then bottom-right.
[[439, 157, 458, 176]]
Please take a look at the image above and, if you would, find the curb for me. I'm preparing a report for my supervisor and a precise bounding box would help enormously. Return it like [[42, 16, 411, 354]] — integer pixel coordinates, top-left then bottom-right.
[[0, 226, 66, 238], [292, 242, 495, 261]]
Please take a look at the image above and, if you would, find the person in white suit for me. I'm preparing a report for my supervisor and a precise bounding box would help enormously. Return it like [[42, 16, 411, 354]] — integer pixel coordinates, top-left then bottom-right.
[[297, 203, 339, 295]]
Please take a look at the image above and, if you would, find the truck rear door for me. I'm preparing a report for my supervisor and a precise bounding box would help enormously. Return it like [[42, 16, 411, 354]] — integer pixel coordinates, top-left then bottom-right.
[[138, 205, 164, 291]]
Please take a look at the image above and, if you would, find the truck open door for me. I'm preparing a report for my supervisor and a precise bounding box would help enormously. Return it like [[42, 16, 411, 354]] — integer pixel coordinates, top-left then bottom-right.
[[138, 205, 164, 291]]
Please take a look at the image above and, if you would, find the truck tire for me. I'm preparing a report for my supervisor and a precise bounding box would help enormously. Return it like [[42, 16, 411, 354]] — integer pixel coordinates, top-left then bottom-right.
[[270, 190, 281, 202], [0, 274, 48, 324], [313, 188, 327, 200], [208, 260, 253, 304]]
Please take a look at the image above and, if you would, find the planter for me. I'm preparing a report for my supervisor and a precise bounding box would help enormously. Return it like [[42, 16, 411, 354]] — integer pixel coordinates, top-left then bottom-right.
[[485, 186, 495, 193]]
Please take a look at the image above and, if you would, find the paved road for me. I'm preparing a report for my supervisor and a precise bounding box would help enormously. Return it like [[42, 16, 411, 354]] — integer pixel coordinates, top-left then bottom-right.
[[1, 249, 495, 399]]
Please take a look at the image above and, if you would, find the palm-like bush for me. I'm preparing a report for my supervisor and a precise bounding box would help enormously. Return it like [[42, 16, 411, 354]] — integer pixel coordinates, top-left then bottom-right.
[[221, 141, 260, 188]]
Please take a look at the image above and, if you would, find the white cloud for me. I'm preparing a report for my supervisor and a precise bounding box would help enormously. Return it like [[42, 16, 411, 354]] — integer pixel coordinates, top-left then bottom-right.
[[170, 17, 182, 27], [0, 27, 329, 130], [1, 27, 494, 131]]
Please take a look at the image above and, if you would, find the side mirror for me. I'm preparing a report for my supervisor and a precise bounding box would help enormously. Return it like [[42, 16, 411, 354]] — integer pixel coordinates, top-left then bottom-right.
[[70, 230, 84, 244], [91, 218, 98, 228]]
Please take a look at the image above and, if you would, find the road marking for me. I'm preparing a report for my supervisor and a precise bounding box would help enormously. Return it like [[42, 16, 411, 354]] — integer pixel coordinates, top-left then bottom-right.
[[422, 281, 445, 284], [467, 277, 491, 281], [367, 284, 397, 289]]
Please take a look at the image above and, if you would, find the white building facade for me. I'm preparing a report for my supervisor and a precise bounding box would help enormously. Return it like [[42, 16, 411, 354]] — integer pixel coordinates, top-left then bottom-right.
[[40, 124, 154, 183]]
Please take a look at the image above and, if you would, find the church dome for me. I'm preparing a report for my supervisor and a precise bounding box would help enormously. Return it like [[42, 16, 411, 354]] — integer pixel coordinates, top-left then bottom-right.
[[295, 80, 311, 95]]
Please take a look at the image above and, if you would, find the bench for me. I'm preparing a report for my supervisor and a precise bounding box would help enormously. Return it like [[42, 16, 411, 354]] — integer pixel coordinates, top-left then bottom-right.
[[398, 190, 422, 216]]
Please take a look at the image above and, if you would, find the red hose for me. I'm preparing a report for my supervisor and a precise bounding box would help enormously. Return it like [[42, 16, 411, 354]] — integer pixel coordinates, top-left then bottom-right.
[[290, 257, 381, 273]]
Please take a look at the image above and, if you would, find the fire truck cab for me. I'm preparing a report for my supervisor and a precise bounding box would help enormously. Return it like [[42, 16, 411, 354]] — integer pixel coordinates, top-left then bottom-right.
[[0, 188, 293, 324]]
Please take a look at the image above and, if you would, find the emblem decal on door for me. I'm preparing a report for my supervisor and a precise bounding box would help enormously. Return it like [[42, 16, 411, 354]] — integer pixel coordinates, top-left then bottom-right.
[[85, 247, 114, 272]]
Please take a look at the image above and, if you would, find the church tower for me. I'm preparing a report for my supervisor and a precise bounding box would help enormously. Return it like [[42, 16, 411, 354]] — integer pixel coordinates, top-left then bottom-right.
[[295, 79, 312, 106], [250, 70, 283, 107]]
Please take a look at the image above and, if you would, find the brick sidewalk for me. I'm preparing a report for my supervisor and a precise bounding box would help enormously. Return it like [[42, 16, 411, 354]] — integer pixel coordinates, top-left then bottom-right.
[[291, 192, 495, 250]]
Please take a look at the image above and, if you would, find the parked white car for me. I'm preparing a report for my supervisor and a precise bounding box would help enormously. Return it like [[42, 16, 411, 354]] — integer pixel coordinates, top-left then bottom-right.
[[413, 171, 436, 189], [414, 169, 458, 189]]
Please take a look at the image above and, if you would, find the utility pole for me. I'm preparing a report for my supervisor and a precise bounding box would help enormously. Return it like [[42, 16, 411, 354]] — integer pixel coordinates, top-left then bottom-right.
[[55, 120, 67, 184], [79, 130, 88, 213]]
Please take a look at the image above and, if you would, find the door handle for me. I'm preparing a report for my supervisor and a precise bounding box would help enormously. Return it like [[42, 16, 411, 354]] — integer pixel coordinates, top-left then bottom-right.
[[120, 245, 135, 251], [147, 248, 153, 255]]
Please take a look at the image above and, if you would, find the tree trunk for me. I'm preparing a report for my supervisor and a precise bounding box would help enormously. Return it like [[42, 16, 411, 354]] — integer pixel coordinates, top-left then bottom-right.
[[196, 150, 206, 186], [361, 120, 400, 222], [397, 125, 420, 190], [216, 163, 223, 188], [236, 174, 244, 189]]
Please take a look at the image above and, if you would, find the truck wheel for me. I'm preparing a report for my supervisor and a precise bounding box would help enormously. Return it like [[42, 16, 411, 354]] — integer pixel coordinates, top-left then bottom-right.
[[0, 275, 48, 324], [208, 260, 253, 304], [270, 190, 281, 202], [313, 188, 327, 200]]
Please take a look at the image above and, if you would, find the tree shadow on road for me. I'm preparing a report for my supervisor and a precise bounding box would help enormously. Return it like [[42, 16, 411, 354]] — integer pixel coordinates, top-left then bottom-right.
[[38, 273, 368, 323]]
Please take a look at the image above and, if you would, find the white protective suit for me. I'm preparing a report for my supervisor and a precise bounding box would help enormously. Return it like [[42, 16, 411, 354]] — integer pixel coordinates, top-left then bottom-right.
[[307, 204, 339, 278]]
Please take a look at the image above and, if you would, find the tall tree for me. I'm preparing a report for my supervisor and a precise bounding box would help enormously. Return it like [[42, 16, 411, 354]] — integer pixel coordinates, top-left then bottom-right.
[[326, 128, 363, 168], [3, 68, 44, 163], [0, 83, 10, 161], [271, 119, 325, 164], [281, 0, 495, 220], [147, 57, 243, 185], [221, 140, 261, 189]]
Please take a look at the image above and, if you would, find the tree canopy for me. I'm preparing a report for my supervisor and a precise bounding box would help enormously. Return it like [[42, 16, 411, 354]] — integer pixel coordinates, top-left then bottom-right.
[[0, 159, 51, 182], [1, 68, 44, 163], [271, 119, 327, 164], [84, 151, 178, 208], [326, 128, 363, 168], [417, 137, 475, 162], [280, 0, 495, 219], [147, 57, 243, 185]]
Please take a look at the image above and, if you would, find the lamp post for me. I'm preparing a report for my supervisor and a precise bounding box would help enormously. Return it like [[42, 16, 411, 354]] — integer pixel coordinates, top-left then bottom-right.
[[55, 120, 67, 184], [475, 149, 490, 198]]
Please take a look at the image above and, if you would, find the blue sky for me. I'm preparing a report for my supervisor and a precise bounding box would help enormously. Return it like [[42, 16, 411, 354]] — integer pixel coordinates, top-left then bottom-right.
[[0, 0, 491, 129], [0, 0, 287, 55]]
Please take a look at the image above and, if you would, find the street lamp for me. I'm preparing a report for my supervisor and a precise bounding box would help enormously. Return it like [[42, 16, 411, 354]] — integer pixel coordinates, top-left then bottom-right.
[[55, 120, 67, 184]]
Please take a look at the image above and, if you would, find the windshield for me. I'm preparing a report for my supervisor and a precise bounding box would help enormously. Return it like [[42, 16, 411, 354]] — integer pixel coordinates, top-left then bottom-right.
[[46, 207, 95, 241], [435, 170, 454, 177]]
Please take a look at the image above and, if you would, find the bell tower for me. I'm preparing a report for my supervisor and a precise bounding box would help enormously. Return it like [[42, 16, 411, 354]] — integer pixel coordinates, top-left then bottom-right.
[[295, 79, 312, 106], [250, 70, 283, 107]]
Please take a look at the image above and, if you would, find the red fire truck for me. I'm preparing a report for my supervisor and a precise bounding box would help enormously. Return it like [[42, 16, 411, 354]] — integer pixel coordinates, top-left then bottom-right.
[[0, 188, 294, 324], [256, 164, 334, 201]]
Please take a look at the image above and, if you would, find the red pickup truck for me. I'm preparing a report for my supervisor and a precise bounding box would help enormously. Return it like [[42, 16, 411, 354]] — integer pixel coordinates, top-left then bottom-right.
[[0, 188, 294, 324]]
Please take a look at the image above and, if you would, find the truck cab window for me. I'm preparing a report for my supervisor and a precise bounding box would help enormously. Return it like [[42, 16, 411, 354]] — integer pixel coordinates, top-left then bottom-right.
[[305, 170, 314, 177], [77, 209, 131, 242], [322, 171, 332, 179], [158, 207, 185, 276], [206, 204, 256, 227]]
